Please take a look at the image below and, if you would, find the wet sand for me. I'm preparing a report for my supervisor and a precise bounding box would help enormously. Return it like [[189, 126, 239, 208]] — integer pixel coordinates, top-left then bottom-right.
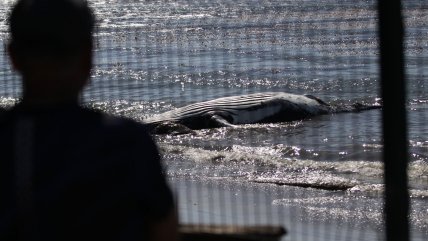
[[170, 177, 386, 241]]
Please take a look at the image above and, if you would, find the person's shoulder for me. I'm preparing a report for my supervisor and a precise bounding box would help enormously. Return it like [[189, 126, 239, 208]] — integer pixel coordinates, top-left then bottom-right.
[[0, 106, 17, 126], [0, 108, 7, 120], [82, 107, 154, 141]]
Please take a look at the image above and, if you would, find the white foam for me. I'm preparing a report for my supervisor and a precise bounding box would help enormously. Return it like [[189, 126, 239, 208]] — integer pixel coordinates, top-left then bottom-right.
[[0, 97, 17, 109], [160, 143, 428, 196]]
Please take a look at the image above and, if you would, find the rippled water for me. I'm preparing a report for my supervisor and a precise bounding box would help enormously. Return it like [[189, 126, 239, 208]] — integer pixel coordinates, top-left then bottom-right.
[[0, 0, 427, 239]]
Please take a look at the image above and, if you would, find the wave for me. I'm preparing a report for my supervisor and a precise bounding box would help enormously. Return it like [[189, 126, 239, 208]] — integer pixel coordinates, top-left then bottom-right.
[[160, 143, 428, 196]]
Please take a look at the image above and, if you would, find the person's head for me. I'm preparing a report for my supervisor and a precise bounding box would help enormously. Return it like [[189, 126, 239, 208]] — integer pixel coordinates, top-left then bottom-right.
[[8, 0, 95, 105]]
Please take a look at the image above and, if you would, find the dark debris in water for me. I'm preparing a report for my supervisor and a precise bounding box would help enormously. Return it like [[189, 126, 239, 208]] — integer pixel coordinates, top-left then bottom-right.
[[252, 178, 356, 191]]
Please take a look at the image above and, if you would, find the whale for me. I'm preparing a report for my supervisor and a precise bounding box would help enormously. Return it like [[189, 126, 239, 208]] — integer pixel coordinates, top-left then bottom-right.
[[144, 92, 381, 134]]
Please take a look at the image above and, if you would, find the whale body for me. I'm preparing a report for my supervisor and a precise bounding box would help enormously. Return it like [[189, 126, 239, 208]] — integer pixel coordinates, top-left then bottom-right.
[[144, 92, 380, 134]]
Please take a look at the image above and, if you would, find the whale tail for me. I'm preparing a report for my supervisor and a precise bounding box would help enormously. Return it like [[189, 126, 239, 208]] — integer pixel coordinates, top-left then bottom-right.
[[332, 102, 382, 113], [351, 102, 382, 112]]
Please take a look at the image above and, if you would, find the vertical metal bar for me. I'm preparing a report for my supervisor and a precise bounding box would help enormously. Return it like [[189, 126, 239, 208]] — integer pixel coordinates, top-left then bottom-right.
[[377, 0, 409, 241]]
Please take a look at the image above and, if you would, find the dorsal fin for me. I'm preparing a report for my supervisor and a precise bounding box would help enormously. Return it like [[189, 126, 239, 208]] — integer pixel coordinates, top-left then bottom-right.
[[304, 95, 329, 106]]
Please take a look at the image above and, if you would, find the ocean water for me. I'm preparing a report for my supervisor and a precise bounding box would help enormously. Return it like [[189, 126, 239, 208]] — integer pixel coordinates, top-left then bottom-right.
[[0, 0, 427, 240]]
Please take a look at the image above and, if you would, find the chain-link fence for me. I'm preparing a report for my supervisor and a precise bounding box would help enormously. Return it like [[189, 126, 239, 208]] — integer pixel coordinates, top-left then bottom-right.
[[0, 1, 426, 240]]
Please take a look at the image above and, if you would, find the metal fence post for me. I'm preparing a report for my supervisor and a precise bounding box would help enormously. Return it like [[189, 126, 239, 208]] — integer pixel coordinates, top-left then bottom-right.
[[378, 0, 409, 241]]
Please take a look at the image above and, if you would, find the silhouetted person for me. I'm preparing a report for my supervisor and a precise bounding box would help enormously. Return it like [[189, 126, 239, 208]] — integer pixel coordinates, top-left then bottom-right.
[[0, 0, 178, 240]]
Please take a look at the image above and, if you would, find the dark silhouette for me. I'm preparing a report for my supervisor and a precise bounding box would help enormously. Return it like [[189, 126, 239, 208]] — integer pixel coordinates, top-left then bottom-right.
[[0, 0, 178, 240]]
